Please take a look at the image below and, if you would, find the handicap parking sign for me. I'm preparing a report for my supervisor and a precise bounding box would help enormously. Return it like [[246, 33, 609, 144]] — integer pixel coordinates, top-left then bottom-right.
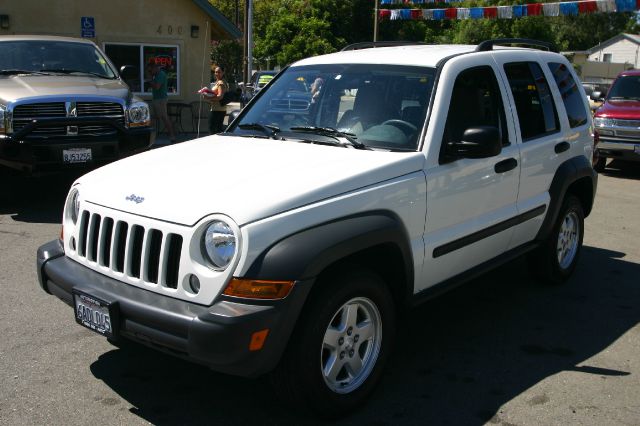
[[81, 17, 95, 38]]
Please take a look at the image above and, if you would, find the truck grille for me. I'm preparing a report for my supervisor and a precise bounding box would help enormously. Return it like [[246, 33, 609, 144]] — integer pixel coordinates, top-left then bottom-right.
[[12, 102, 125, 136], [76, 210, 183, 288]]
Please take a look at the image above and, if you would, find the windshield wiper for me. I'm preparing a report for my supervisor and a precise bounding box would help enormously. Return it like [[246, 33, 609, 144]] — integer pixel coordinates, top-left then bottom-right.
[[609, 96, 640, 101], [39, 69, 112, 79], [238, 123, 281, 139], [290, 126, 368, 150], [0, 69, 50, 76]]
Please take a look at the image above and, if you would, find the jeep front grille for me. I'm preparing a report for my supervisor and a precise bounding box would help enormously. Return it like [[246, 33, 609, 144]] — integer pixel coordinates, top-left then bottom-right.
[[76, 210, 183, 288], [12, 102, 125, 136]]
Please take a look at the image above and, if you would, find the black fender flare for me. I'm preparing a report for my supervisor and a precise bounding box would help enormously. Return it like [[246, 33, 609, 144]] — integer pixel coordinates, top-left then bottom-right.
[[535, 155, 597, 241], [243, 211, 414, 295]]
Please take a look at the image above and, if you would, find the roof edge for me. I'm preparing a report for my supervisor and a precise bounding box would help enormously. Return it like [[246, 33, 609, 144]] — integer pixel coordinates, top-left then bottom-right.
[[191, 0, 242, 39]]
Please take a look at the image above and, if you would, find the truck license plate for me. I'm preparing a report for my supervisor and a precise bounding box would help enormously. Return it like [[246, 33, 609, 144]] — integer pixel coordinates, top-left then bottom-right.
[[63, 148, 92, 163], [73, 290, 115, 338]]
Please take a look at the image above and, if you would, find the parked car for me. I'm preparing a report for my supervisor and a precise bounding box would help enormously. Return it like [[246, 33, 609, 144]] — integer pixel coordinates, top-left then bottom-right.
[[0, 35, 154, 173], [239, 70, 277, 107], [592, 69, 640, 171], [37, 39, 596, 417]]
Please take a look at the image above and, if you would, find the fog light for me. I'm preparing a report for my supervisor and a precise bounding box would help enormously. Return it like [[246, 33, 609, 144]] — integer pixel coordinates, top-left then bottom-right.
[[189, 274, 201, 294]]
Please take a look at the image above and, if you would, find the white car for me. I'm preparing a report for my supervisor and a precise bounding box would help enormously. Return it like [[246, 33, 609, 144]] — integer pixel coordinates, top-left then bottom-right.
[[37, 39, 597, 417]]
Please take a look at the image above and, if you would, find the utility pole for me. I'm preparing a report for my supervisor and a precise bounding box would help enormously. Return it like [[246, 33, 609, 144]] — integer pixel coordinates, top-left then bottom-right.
[[373, 0, 378, 42], [242, 0, 253, 84]]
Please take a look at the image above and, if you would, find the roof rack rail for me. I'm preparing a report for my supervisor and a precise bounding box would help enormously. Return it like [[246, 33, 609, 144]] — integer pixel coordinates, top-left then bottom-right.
[[476, 38, 557, 53], [341, 41, 429, 51]]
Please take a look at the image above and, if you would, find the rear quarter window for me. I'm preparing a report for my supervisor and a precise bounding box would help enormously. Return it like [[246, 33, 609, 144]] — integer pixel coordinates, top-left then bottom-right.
[[548, 62, 588, 128]]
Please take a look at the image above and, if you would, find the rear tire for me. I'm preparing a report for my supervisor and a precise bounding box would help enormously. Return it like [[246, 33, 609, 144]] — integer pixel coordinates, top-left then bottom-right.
[[529, 195, 584, 284], [270, 267, 395, 418]]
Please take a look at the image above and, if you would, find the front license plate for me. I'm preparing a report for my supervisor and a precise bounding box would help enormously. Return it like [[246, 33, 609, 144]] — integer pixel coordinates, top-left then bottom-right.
[[73, 290, 115, 338], [63, 148, 92, 163]]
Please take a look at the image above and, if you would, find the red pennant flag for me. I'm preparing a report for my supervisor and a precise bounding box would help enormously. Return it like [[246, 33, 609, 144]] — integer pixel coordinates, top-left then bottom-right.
[[445, 8, 457, 19], [379, 9, 391, 19], [411, 9, 422, 19], [527, 3, 543, 15], [579, 1, 598, 13], [484, 7, 498, 18]]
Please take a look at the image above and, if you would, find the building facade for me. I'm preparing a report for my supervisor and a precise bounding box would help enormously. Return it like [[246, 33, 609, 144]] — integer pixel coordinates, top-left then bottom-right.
[[0, 0, 241, 105]]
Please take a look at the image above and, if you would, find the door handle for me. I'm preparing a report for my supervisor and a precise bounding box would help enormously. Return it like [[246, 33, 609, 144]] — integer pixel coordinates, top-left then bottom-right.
[[555, 141, 570, 154], [494, 158, 518, 173]]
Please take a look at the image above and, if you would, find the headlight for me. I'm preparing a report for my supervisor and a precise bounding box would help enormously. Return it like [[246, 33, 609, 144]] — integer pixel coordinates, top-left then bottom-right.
[[128, 101, 150, 127], [202, 220, 236, 270], [594, 117, 614, 128], [0, 105, 6, 134], [65, 188, 81, 224]]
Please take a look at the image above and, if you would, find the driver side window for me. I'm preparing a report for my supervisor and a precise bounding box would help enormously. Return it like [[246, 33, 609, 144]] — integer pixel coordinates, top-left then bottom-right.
[[441, 66, 508, 152]]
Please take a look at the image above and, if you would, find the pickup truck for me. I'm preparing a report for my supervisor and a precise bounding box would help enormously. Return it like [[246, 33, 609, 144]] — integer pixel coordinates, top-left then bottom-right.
[[592, 69, 640, 171], [37, 39, 597, 417], [0, 35, 153, 173]]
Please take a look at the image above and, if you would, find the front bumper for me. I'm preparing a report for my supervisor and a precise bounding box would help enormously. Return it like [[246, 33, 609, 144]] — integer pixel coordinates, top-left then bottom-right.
[[37, 239, 312, 377], [596, 140, 640, 162], [1, 120, 154, 172]]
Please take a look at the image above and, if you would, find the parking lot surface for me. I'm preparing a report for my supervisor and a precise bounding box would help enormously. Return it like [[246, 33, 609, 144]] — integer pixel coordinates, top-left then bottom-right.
[[0, 162, 639, 425]]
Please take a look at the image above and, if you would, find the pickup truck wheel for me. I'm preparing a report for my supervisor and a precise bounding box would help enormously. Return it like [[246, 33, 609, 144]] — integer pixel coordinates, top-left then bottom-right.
[[529, 195, 584, 284], [270, 267, 395, 417]]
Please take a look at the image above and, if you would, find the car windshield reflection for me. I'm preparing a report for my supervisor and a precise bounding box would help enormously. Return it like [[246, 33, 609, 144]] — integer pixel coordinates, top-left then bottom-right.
[[228, 63, 435, 151]]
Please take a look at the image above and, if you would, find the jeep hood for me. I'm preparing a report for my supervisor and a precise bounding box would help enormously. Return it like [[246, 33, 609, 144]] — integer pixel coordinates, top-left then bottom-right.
[[0, 75, 128, 104], [77, 135, 425, 226], [596, 99, 640, 120]]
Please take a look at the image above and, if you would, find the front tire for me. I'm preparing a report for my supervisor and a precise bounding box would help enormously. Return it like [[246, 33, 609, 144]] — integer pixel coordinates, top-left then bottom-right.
[[270, 267, 395, 417], [529, 195, 584, 284]]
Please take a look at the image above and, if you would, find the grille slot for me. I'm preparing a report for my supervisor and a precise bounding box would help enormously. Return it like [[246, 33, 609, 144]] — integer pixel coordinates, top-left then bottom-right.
[[74, 210, 183, 288], [12, 101, 125, 136]]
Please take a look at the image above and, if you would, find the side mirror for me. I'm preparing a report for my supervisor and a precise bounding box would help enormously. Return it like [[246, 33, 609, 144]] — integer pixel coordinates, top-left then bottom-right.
[[228, 109, 241, 123], [119, 65, 136, 78], [590, 91, 603, 101], [444, 126, 501, 160]]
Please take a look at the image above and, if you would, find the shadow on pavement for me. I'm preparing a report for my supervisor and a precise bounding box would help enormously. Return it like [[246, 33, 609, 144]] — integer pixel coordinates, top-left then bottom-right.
[[599, 160, 640, 180], [89, 245, 640, 425], [0, 170, 84, 223]]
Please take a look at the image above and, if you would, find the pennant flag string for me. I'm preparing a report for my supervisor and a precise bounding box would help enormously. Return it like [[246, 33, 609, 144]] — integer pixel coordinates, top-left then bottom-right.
[[379, 0, 638, 20]]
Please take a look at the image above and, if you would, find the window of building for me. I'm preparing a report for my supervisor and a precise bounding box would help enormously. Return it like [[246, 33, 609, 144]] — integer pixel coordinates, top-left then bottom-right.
[[504, 62, 559, 141], [104, 43, 179, 95], [547, 62, 588, 128], [603, 53, 612, 63]]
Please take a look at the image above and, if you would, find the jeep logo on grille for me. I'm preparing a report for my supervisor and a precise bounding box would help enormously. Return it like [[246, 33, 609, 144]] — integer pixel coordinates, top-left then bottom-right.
[[125, 194, 145, 204]]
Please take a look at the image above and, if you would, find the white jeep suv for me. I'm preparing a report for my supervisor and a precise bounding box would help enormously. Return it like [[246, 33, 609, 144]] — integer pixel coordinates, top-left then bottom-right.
[[37, 39, 597, 416]]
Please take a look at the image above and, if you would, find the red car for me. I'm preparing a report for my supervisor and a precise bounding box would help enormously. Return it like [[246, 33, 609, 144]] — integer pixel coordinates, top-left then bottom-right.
[[592, 69, 640, 171]]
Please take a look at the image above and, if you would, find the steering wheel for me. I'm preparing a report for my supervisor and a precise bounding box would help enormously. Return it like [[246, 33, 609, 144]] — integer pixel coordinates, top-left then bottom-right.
[[381, 119, 418, 135]]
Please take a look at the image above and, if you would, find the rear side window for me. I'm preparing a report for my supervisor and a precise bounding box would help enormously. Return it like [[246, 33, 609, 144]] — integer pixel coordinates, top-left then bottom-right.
[[548, 62, 588, 128], [504, 62, 559, 141]]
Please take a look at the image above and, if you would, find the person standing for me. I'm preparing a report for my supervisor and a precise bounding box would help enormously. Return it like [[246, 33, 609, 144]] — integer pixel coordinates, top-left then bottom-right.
[[148, 63, 176, 143], [206, 66, 228, 134]]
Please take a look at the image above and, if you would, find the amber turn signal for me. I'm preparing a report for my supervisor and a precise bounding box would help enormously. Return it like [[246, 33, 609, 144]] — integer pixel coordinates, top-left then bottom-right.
[[223, 278, 294, 299], [249, 329, 269, 351]]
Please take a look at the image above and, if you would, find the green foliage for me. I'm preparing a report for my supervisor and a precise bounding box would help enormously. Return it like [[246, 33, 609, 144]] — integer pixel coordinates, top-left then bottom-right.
[[207, 0, 638, 69]]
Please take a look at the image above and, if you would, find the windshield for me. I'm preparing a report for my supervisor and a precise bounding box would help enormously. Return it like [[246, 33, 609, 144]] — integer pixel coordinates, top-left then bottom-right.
[[0, 40, 117, 79], [607, 75, 640, 100], [228, 63, 435, 151]]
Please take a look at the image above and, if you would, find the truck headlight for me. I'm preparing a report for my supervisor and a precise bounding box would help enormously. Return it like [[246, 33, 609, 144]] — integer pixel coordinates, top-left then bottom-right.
[[202, 220, 236, 270], [593, 117, 614, 128], [0, 105, 6, 134], [65, 188, 81, 224], [128, 101, 150, 127]]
